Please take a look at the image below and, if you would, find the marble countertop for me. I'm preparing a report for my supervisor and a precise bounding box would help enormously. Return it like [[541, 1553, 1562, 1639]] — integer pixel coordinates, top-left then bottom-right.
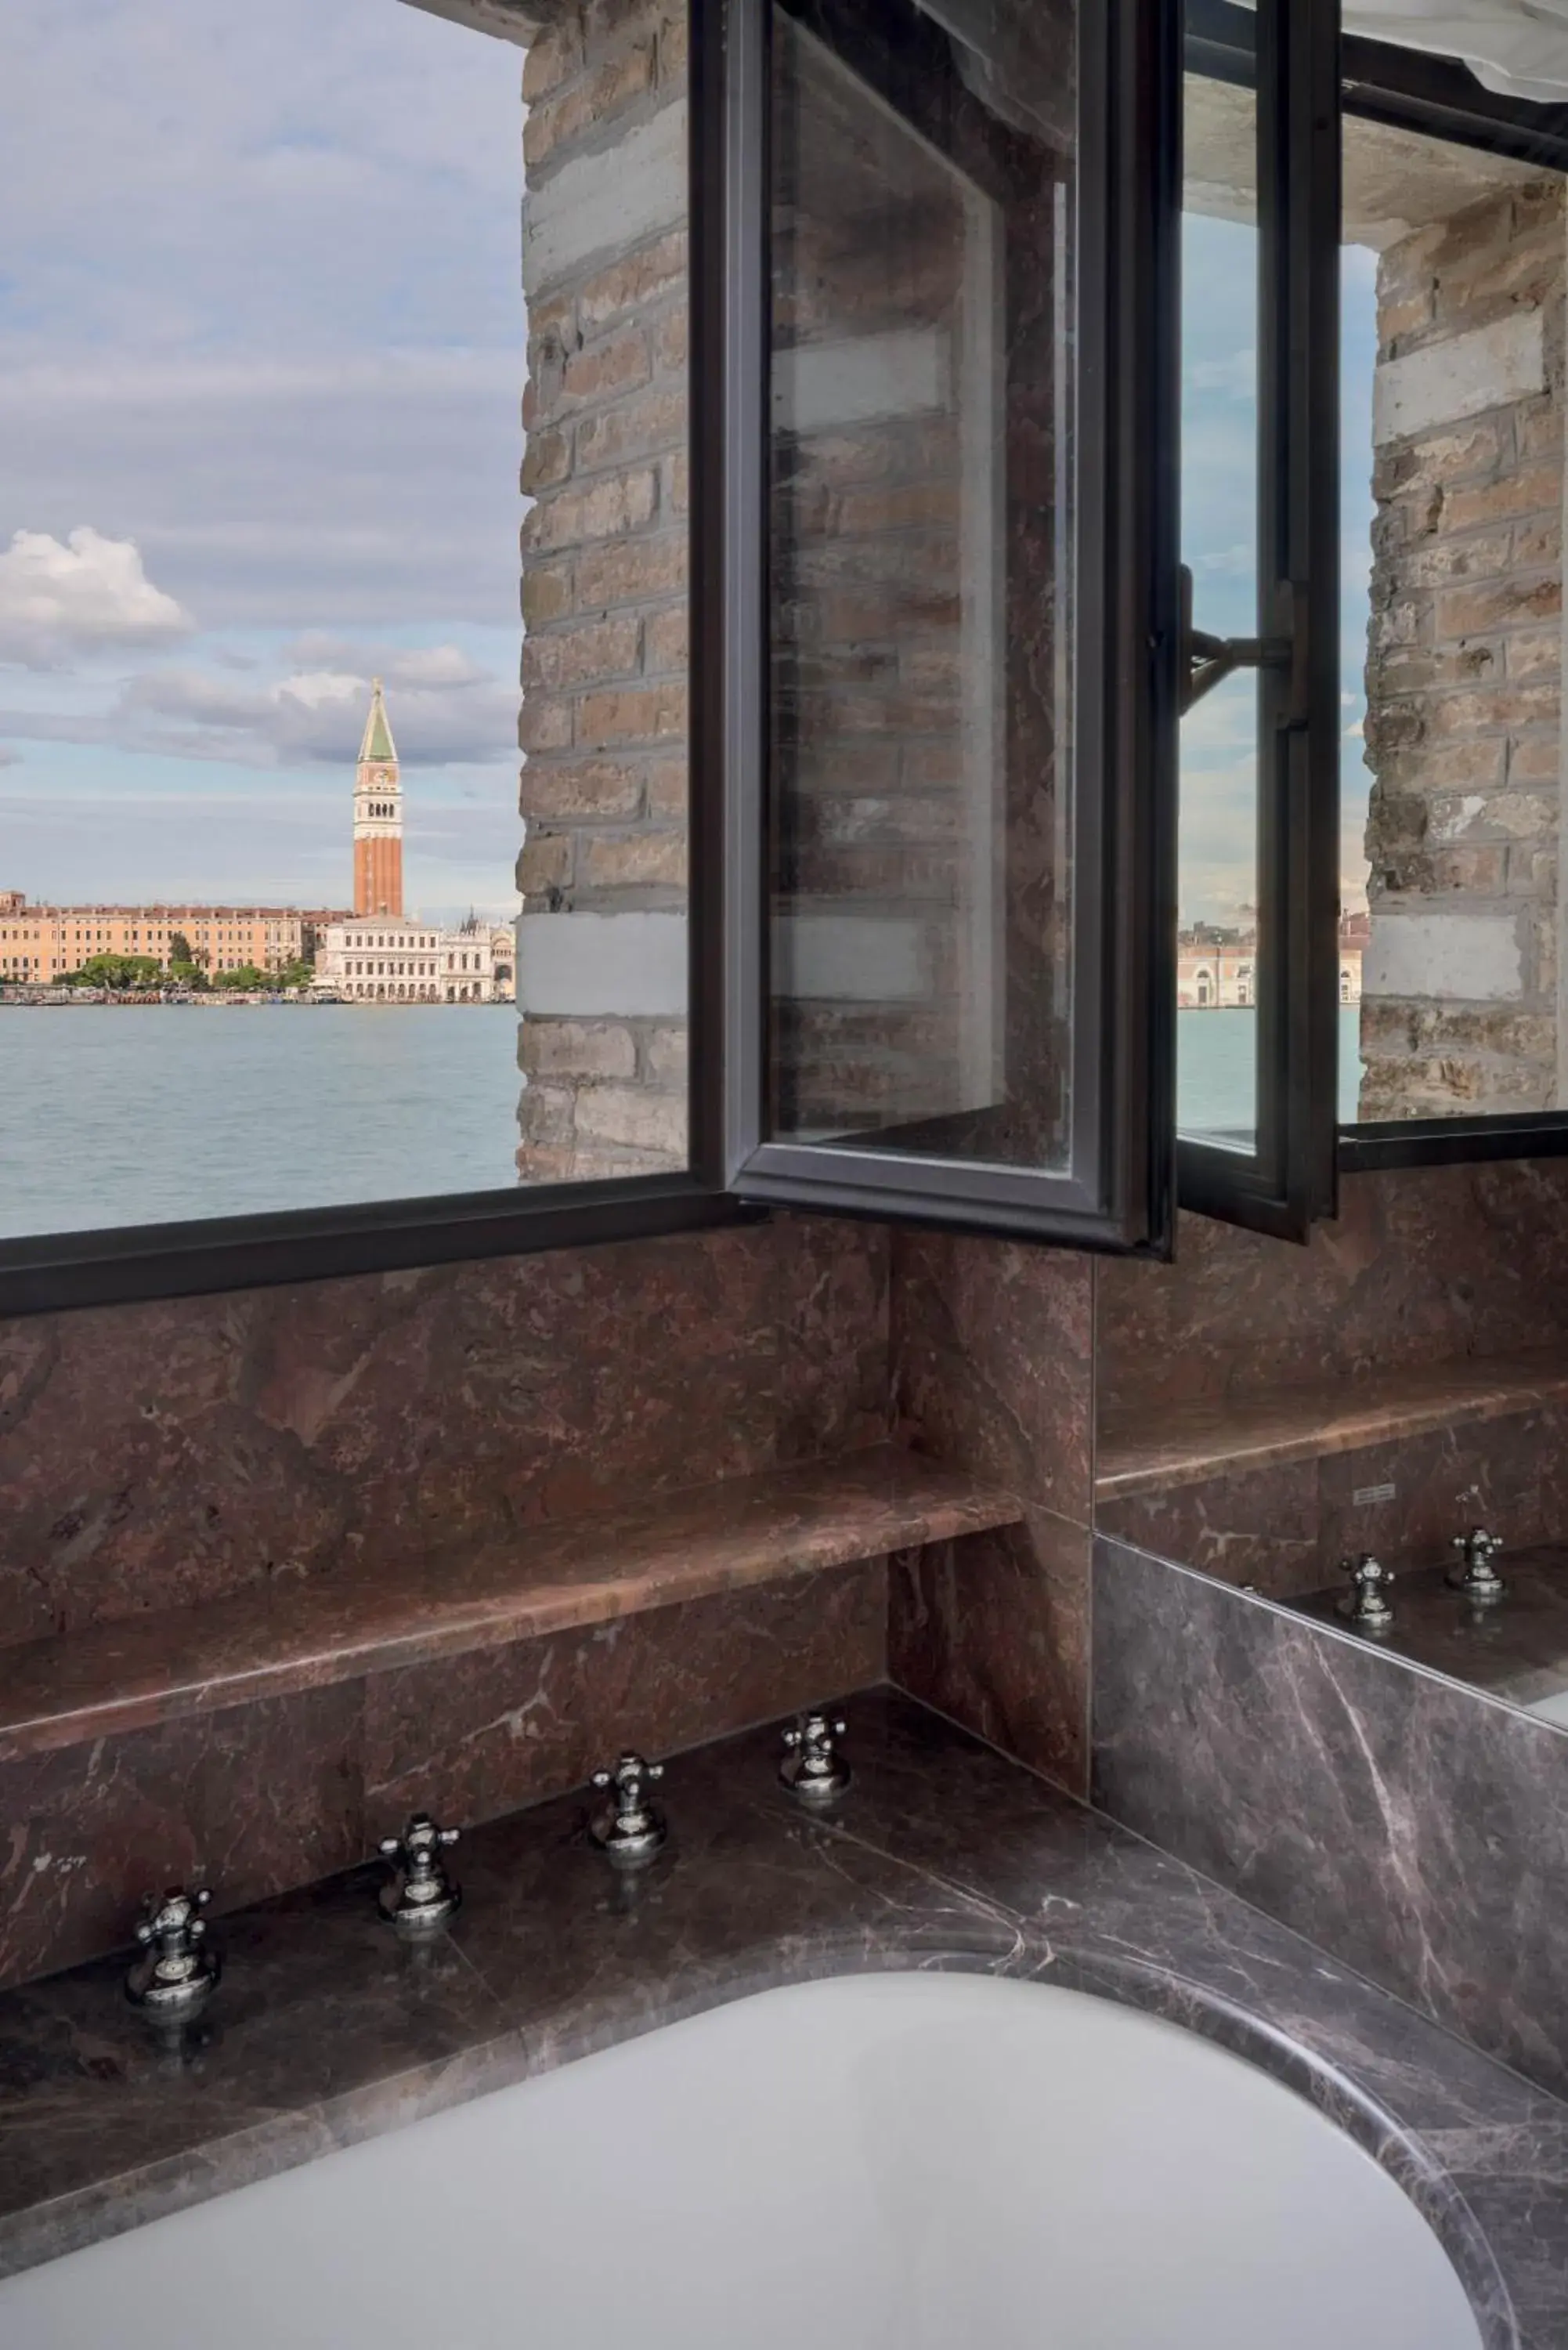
[[2, 1691, 1565, 2346]]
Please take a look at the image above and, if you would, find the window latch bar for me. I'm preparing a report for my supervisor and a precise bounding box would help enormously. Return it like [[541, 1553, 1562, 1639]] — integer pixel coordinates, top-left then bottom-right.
[[1178, 563, 1291, 715]]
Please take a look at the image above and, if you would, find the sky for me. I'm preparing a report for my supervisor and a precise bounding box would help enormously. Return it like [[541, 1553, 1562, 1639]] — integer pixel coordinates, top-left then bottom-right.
[[0, 0, 526, 926], [1179, 212, 1380, 926]]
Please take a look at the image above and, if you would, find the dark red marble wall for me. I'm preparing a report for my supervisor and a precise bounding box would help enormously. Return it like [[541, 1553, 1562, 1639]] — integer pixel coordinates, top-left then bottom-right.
[[887, 1232, 1096, 1796], [1098, 1161, 1568, 1419], [0, 1216, 891, 1987]]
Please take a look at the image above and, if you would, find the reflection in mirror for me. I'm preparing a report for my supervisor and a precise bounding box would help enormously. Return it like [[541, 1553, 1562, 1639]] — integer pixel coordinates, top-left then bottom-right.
[[766, 0, 1075, 1171], [1342, 108, 1565, 1126], [0, 0, 689, 1242]]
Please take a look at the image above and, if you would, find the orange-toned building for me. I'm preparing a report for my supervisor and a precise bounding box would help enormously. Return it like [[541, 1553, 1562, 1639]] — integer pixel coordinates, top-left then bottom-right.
[[353, 679, 403, 919], [0, 898, 349, 982]]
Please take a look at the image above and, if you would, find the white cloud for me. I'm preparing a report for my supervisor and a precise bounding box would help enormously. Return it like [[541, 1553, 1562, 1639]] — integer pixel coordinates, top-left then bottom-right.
[[108, 645, 516, 768], [0, 528, 193, 667]]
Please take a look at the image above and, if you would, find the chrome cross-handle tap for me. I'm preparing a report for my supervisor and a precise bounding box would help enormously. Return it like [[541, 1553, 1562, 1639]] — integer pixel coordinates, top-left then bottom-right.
[[590, 1752, 667, 1863], [125, 1885, 221, 2024], [1448, 1526, 1505, 1603], [378, 1813, 462, 1938], [1338, 1553, 1396, 1631], [779, 1710, 851, 1802]]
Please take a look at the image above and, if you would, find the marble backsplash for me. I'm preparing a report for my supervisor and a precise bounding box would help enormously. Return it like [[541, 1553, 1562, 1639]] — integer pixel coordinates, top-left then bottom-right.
[[0, 1214, 895, 1987], [1093, 1532, 1568, 2102], [1098, 1161, 1568, 1420], [887, 1230, 1096, 1795]]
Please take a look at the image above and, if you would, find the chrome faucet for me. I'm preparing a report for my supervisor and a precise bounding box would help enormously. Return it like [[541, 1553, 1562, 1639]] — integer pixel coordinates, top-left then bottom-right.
[[1448, 1526, 1505, 1603], [779, 1710, 851, 1802], [1338, 1553, 1396, 1630], [125, 1885, 221, 2024], [378, 1813, 461, 1938], [590, 1752, 667, 1862]]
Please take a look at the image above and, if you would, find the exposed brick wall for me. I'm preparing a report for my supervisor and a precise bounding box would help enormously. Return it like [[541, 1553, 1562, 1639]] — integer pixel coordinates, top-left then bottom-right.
[[516, 0, 688, 1180], [1360, 179, 1566, 1118]]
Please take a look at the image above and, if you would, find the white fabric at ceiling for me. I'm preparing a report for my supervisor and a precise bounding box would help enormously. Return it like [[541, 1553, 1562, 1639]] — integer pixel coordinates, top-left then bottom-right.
[[1239, 1, 1568, 103]]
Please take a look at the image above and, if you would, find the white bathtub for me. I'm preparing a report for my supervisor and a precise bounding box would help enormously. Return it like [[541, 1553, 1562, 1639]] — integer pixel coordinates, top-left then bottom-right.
[[1, 1971, 1484, 2349]]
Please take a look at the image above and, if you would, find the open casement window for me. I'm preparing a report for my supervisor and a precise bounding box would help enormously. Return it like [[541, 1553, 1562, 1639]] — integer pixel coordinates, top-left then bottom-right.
[[696, 0, 1183, 1252], [1175, 0, 1343, 1239]]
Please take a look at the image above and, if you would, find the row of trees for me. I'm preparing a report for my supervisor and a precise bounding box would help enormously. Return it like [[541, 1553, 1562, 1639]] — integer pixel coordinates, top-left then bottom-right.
[[52, 935, 316, 993]]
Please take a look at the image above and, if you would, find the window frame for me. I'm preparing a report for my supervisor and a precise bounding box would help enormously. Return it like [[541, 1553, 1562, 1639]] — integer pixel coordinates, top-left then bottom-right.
[[1176, 0, 1343, 1241], [0, 0, 753, 1321], [717, 0, 1183, 1254]]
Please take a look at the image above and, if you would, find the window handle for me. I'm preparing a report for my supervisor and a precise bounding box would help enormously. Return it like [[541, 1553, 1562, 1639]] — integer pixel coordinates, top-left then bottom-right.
[[1179, 563, 1291, 715]]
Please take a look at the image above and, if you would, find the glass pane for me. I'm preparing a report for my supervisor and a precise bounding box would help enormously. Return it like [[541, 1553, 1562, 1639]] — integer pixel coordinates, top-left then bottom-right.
[[1341, 103, 1566, 1124], [766, 0, 1075, 1170], [1177, 65, 1262, 1152], [0, 0, 688, 1244]]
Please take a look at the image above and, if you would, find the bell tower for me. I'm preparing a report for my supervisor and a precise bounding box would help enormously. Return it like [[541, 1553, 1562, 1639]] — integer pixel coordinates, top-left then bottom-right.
[[353, 678, 403, 918]]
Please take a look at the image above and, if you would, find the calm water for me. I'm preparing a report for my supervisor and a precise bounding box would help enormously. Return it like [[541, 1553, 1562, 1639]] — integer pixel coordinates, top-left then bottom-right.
[[0, 1006, 524, 1238], [0, 1002, 1370, 1242], [1179, 1005, 1365, 1142]]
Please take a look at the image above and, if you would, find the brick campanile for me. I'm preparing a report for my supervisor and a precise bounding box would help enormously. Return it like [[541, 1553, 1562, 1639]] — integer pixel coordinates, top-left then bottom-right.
[[353, 678, 403, 918]]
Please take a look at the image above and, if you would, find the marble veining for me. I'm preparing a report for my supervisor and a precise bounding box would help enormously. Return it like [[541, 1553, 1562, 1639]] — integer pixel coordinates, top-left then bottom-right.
[[1093, 1535, 1568, 2113], [2, 1693, 1563, 2347], [0, 1444, 1007, 1761]]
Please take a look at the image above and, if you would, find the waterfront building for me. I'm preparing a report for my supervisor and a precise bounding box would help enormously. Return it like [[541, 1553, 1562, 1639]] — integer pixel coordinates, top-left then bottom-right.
[[313, 915, 515, 1002], [1176, 914, 1364, 1009], [354, 678, 403, 919], [0, 897, 349, 983]]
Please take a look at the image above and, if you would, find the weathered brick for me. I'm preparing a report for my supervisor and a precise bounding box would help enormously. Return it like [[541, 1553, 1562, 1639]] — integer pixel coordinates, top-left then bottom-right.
[[578, 232, 686, 335], [520, 757, 646, 820], [559, 324, 652, 411], [1440, 465, 1560, 532], [1438, 576, 1563, 637], [518, 830, 575, 894], [520, 1018, 638, 1079], [644, 604, 688, 674], [577, 679, 687, 748], [518, 692, 573, 754], [522, 560, 574, 626], [1506, 627, 1562, 680], [580, 829, 688, 888], [522, 466, 658, 552], [653, 302, 688, 374], [572, 1083, 685, 1158], [522, 20, 583, 103], [575, 530, 686, 609], [645, 1024, 688, 1081], [644, 755, 687, 815], [522, 613, 641, 692], [576, 385, 685, 472], [521, 427, 572, 493], [525, 39, 655, 172], [1507, 736, 1563, 784]]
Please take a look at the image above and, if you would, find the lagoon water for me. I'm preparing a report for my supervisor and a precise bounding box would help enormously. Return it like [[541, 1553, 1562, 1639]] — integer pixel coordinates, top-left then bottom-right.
[[0, 1002, 1372, 1242], [0, 1006, 525, 1239]]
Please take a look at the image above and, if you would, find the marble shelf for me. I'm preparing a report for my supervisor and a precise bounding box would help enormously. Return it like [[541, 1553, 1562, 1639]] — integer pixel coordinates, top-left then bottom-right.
[[1096, 1347, 1568, 1501], [0, 1446, 1021, 1762]]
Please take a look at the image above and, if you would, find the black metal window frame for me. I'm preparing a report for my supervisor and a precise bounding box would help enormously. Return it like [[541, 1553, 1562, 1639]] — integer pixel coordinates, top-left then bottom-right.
[[1186, 0, 1568, 1193], [1176, 0, 1343, 1242], [0, 0, 754, 1321], [717, 0, 1183, 1254]]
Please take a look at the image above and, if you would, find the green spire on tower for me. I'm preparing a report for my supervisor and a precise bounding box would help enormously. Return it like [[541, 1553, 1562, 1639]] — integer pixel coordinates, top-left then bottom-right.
[[359, 677, 397, 767]]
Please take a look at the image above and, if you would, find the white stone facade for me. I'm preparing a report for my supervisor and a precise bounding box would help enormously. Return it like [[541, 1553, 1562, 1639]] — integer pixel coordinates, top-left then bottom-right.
[[314, 917, 515, 1003]]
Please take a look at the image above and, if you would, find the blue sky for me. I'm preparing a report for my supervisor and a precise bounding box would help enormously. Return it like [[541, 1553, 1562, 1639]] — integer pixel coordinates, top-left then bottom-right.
[[1180, 212, 1380, 922], [0, 0, 526, 924]]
